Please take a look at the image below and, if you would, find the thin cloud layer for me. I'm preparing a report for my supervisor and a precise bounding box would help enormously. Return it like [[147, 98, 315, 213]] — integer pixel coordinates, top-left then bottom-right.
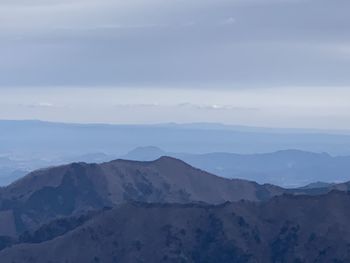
[[0, 0, 349, 87], [1, 86, 350, 129]]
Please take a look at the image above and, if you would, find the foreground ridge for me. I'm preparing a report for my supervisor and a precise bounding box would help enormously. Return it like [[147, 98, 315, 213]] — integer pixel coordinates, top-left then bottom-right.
[[1, 191, 350, 262]]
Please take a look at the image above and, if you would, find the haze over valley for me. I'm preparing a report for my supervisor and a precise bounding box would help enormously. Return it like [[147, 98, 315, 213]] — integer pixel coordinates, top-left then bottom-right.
[[2, 120, 350, 187]]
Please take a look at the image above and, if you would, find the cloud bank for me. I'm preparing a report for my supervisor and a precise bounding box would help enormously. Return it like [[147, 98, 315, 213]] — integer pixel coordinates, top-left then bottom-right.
[[0, 0, 349, 87]]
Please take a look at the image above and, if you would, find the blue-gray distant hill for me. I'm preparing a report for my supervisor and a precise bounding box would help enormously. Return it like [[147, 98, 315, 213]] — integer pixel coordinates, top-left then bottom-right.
[[2, 120, 350, 157], [3, 120, 350, 186], [123, 147, 350, 187]]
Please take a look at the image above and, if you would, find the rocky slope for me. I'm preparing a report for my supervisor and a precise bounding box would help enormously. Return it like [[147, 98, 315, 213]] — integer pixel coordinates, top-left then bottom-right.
[[1, 191, 350, 263], [0, 156, 284, 236]]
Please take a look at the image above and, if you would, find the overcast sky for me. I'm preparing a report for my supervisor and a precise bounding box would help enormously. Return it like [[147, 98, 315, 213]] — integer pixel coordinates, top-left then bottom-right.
[[1, 0, 350, 128]]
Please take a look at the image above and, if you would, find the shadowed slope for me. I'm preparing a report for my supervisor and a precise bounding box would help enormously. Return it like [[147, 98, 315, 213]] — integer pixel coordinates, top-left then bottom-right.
[[0, 157, 284, 236], [1, 191, 350, 263]]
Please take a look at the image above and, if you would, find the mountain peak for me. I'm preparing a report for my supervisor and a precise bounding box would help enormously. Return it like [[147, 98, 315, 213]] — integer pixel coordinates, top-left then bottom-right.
[[0, 157, 286, 236], [109, 155, 188, 167], [121, 146, 166, 161], [153, 155, 185, 163]]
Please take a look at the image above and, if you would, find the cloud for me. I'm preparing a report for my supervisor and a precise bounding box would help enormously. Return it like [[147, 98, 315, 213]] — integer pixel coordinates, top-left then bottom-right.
[[0, 0, 349, 87], [176, 103, 259, 112], [112, 102, 259, 112], [37, 102, 54, 107], [219, 17, 236, 25], [2, 86, 350, 129], [114, 103, 160, 108], [334, 44, 350, 57], [19, 102, 59, 108]]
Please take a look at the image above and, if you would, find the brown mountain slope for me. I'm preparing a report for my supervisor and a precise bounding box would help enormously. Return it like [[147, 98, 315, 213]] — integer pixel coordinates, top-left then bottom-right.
[[1, 191, 350, 263], [0, 156, 284, 236]]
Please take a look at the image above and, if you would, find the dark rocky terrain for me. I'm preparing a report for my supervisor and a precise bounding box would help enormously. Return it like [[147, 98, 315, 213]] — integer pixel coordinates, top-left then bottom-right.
[[0, 157, 284, 236], [1, 191, 350, 262]]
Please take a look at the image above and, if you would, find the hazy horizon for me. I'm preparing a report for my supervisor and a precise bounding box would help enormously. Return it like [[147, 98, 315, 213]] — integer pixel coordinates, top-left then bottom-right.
[[1, 85, 350, 129], [1, 0, 350, 129], [2, 117, 350, 133]]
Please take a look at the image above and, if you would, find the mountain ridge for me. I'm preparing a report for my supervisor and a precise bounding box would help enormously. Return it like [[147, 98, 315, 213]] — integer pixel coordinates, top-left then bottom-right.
[[0, 156, 284, 236], [1, 190, 350, 263], [123, 147, 350, 186]]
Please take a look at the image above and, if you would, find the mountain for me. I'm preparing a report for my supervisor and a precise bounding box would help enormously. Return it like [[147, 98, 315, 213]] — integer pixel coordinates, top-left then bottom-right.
[[4, 119, 350, 186], [0, 157, 28, 186], [1, 191, 350, 263], [124, 147, 350, 187], [0, 168, 27, 186], [4, 146, 350, 187], [0, 152, 118, 187], [0, 157, 284, 236], [3, 120, 350, 158], [299, 181, 335, 189], [122, 146, 166, 161]]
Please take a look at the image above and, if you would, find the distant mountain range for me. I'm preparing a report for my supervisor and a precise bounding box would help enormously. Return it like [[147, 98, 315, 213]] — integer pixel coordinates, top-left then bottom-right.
[[1, 191, 350, 262], [3, 120, 350, 187], [122, 147, 350, 187], [0, 153, 114, 186], [0, 157, 28, 185], [2, 120, 350, 157], [2, 146, 350, 187]]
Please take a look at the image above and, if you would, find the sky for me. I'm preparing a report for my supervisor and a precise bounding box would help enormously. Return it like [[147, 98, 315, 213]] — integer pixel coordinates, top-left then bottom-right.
[[1, 0, 350, 128]]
